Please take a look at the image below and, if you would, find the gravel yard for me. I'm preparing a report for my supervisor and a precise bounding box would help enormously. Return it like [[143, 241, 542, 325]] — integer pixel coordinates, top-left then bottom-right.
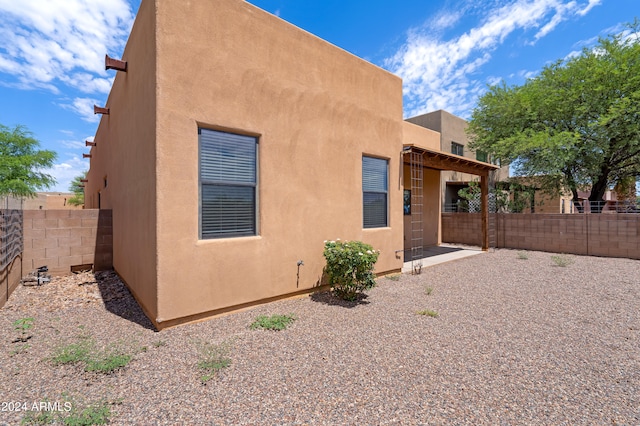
[[1, 249, 639, 425]]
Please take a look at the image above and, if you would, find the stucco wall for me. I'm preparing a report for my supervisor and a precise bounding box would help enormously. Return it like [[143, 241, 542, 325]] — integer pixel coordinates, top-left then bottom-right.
[[146, 0, 405, 326], [84, 0, 158, 320], [407, 110, 509, 206], [23, 193, 83, 210]]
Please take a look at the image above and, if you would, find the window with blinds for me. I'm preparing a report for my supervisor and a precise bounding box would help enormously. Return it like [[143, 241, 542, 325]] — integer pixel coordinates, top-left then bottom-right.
[[451, 142, 464, 156], [362, 156, 388, 228], [199, 128, 257, 239]]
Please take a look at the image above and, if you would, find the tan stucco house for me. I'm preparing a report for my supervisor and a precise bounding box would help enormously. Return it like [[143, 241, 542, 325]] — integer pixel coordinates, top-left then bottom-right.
[[407, 110, 509, 210], [84, 0, 496, 329]]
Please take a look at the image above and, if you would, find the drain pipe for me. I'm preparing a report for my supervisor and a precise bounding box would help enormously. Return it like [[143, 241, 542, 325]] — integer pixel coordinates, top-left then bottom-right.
[[296, 260, 304, 288]]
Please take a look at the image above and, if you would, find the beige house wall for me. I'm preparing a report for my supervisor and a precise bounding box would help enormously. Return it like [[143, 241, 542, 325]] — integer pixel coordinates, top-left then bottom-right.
[[87, 0, 408, 328], [406, 110, 509, 207], [23, 193, 83, 210], [85, 0, 158, 321]]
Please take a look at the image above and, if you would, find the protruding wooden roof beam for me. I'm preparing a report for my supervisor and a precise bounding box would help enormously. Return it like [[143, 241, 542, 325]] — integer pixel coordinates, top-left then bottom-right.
[[80, 179, 88, 183], [83, 153, 92, 158], [105, 54, 127, 72], [94, 105, 109, 115], [85, 140, 96, 147]]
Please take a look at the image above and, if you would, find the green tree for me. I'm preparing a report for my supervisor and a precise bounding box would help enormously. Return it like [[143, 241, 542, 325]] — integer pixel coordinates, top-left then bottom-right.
[[67, 171, 87, 206], [468, 21, 640, 212], [0, 124, 57, 198]]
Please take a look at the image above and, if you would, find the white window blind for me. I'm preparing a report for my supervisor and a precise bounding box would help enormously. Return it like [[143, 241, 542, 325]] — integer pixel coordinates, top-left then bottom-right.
[[363, 156, 388, 228], [199, 128, 257, 239]]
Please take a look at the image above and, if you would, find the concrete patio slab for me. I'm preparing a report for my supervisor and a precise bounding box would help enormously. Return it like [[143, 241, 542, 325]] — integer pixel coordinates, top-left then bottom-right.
[[401, 244, 485, 273]]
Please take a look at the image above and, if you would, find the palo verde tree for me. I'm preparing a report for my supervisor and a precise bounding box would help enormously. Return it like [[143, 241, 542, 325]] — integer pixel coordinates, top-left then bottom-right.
[[0, 124, 57, 198], [67, 171, 87, 206], [468, 21, 640, 212]]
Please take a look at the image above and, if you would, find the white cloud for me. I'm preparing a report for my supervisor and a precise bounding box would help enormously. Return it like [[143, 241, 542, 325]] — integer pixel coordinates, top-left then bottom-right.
[[61, 140, 87, 149], [0, 0, 134, 97], [386, 0, 603, 118], [44, 154, 89, 192], [58, 97, 102, 123]]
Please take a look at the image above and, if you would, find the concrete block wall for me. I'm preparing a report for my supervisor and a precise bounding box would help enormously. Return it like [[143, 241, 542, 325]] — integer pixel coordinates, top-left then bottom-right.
[[442, 212, 640, 260], [441, 213, 483, 246], [23, 209, 113, 276]]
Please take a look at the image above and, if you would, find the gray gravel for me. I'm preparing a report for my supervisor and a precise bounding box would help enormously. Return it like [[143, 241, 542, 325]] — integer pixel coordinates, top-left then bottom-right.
[[1, 249, 639, 425]]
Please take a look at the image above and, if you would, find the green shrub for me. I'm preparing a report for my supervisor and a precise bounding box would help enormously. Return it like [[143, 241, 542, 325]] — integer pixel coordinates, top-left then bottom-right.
[[323, 240, 379, 301], [250, 314, 296, 331]]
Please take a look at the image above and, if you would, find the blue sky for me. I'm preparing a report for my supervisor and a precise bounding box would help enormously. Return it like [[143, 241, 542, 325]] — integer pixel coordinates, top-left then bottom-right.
[[0, 0, 637, 192]]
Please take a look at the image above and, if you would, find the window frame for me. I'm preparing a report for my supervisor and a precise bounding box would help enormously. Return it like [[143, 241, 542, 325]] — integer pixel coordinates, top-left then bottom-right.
[[198, 127, 259, 240], [362, 155, 389, 229], [451, 142, 464, 156]]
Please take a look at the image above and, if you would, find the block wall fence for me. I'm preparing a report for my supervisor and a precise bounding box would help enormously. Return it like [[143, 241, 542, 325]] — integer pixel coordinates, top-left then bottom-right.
[[23, 209, 113, 276], [442, 212, 640, 260]]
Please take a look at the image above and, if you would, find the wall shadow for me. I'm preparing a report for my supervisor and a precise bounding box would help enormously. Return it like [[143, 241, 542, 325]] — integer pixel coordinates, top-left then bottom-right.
[[93, 269, 156, 331], [309, 290, 370, 308]]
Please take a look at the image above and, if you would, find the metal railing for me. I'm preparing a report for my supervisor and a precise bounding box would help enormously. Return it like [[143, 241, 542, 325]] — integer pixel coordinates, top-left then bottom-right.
[[444, 199, 639, 214]]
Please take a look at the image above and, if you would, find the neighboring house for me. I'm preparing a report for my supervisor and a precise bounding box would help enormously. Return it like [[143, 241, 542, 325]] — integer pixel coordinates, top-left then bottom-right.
[[406, 110, 509, 210], [84, 0, 497, 329], [22, 193, 83, 210]]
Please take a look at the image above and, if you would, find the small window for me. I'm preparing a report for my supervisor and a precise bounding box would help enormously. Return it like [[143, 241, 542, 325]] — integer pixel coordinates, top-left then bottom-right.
[[451, 142, 464, 156], [199, 128, 258, 239], [476, 151, 487, 162], [362, 156, 388, 228]]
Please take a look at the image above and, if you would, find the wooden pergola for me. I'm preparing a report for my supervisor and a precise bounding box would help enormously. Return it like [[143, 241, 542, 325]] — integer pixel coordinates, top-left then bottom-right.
[[403, 144, 500, 251]]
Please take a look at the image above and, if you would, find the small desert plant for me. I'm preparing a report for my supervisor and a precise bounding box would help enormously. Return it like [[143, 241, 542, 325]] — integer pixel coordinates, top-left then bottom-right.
[[385, 273, 401, 281], [153, 340, 166, 348], [517, 251, 529, 260], [417, 309, 439, 318], [323, 239, 380, 301], [21, 396, 111, 426], [551, 254, 573, 267], [63, 401, 111, 426], [250, 314, 297, 331], [84, 351, 132, 374], [52, 338, 133, 374], [424, 286, 433, 296], [10, 344, 31, 357], [12, 317, 34, 343], [197, 341, 232, 383], [52, 339, 93, 365]]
